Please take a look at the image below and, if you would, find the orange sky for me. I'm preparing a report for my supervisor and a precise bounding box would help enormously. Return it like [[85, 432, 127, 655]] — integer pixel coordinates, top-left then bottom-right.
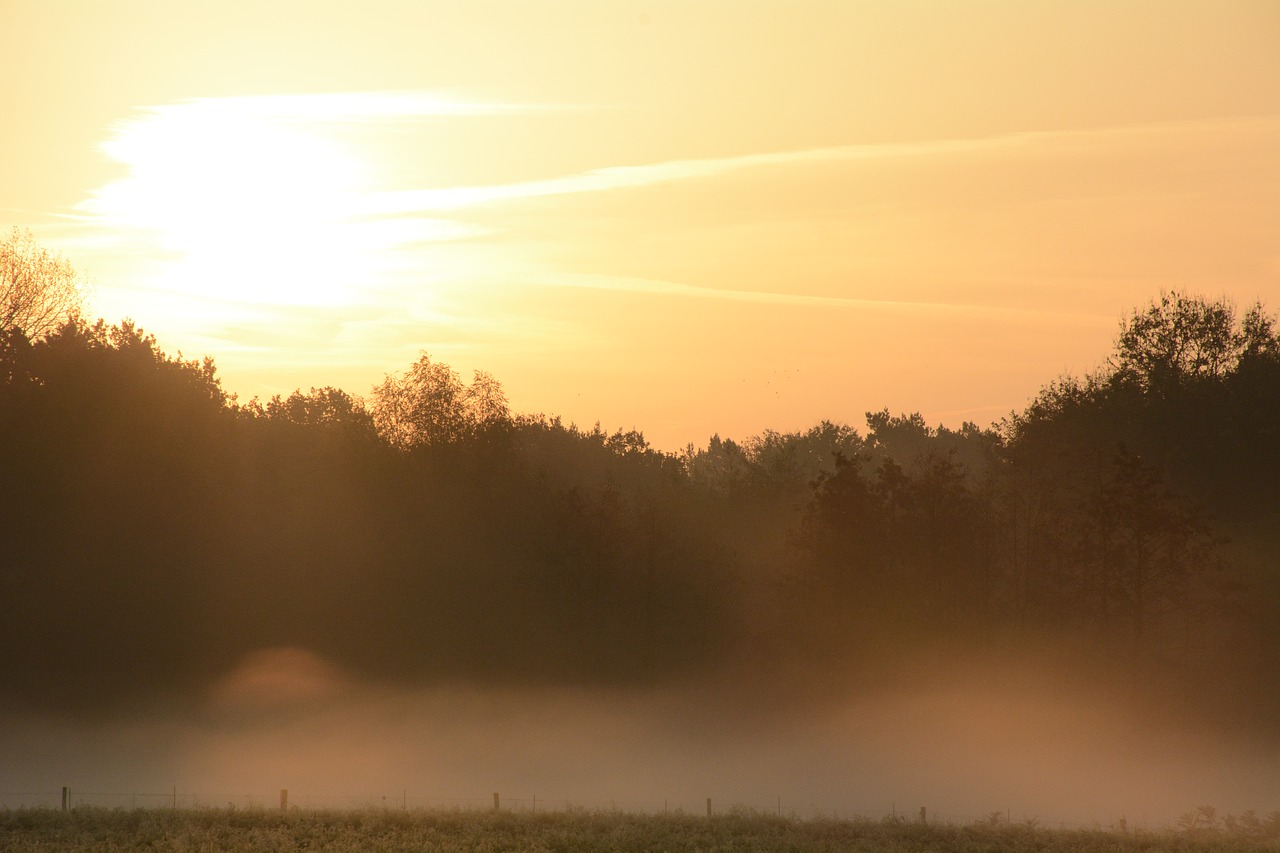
[[3, 0, 1278, 449]]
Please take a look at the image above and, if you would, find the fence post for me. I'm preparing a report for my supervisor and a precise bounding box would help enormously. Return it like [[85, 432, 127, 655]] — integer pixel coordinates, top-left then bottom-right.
[[61, 787, 68, 812], [920, 806, 926, 824], [493, 792, 500, 811], [706, 797, 712, 817], [280, 789, 288, 811]]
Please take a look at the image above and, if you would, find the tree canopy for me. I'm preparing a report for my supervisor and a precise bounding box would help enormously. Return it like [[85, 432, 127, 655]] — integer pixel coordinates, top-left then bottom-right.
[[1111, 291, 1279, 393], [1, 291, 1277, 735], [0, 228, 88, 339]]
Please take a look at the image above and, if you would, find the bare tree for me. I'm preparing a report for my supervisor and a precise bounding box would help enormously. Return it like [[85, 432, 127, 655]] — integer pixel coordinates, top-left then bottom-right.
[[0, 228, 88, 338]]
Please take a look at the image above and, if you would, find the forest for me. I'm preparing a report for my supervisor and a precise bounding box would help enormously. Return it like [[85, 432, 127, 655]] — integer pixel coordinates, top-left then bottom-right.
[[1, 290, 1278, 734]]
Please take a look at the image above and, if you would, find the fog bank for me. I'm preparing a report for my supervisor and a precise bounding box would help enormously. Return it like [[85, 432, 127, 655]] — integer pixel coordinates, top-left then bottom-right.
[[3, 647, 1275, 828]]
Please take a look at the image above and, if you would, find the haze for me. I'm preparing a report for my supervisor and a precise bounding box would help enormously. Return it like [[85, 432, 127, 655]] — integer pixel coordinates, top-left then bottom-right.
[[2, 0, 1279, 830], [3, 669, 1277, 827]]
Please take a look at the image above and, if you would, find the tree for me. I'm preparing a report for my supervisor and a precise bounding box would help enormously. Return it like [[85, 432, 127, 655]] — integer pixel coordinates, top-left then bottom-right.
[[744, 421, 864, 501], [791, 452, 894, 635], [465, 369, 510, 427], [264, 386, 377, 438], [684, 433, 750, 495], [371, 351, 510, 448], [1074, 448, 1227, 664], [1111, 291, 1261, 392], [0, 228, 88, 339]]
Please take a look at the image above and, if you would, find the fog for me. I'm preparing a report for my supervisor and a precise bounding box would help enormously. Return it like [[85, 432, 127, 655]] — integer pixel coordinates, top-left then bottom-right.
[[3, 645, 1275, 827], [4, 301, 1280, 830]]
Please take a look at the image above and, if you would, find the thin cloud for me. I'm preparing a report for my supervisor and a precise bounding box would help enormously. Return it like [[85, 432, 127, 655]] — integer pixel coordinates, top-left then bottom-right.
[[362, 114, 1280, 215], [363, 135, 1035, 214], [531, 272, 1114, 324]]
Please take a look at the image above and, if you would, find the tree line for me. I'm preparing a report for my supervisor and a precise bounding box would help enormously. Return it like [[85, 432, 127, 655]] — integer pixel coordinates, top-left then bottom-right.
[[1, 232, 1276, 727]]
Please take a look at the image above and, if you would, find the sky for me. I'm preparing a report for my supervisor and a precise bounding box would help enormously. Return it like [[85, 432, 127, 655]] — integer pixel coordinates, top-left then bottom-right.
[[3, 0, 1278, 449]]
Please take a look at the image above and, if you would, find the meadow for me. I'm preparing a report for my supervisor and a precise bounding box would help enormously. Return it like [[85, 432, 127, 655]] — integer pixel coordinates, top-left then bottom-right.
[[2, 806, 1278, 853]]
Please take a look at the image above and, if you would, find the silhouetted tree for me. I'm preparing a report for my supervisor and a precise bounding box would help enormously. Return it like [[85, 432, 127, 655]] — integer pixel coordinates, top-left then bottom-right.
[[0, 228, 88, 339], [0, 319, 238, 708], [1073, 447, 1228, 663], [1113, 291, 1253, 393], [265, 386, 373, 431], [742, 421, 863, 503], [3, 290, 1277, 733], [371, 351, 510, 448]]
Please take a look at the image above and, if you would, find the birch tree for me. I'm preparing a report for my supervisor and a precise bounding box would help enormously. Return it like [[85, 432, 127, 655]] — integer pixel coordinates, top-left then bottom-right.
[[0, 228, 88, 338]]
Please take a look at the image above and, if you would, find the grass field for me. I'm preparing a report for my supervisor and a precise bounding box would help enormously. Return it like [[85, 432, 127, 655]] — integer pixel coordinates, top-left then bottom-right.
[[3, 807, 1278, 852]]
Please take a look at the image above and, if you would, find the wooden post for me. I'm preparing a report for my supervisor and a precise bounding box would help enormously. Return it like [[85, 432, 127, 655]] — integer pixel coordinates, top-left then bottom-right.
[[493, 792, 500, 811], [706, 797, 712, 817], [919, 806, 926, 824], [61, 787, 68, 812], [532, 794, 536, 812], [280, 789, 288, 811], [172, 786, 177, 810]]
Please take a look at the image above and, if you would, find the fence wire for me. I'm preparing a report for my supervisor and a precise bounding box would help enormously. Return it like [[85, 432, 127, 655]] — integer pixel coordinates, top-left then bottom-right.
[[0, 788, 1125, 829]]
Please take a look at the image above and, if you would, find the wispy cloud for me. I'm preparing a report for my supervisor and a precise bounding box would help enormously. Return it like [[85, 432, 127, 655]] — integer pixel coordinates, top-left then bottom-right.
[[529, 272, 1114, 324], [67, 92, 1274, 349], [363, 114, 1280, 214], [362, 134, 1037, 214]]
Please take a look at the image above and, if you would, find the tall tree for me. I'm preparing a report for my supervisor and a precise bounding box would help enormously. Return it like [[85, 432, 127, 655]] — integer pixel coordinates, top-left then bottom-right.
[[1074, 448, 1228, 665], [1111, 290, 1262, 393], [0, 229, 88, 339]]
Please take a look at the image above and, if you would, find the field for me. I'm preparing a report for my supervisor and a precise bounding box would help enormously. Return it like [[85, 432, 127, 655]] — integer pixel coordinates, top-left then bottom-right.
[[3, 807, 1278, 852]]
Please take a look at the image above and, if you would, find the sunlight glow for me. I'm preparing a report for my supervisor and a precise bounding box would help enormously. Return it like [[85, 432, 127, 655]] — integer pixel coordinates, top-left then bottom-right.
[[76, 94, 499, 308]]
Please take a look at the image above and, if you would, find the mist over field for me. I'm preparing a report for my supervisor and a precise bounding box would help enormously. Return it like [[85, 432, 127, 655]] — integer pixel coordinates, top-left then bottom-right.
[[2, 660, 1277, 827], [3, 291, 1280, 828]]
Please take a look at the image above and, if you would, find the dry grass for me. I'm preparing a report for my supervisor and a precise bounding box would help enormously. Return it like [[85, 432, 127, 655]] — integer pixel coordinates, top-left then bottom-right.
[[2, 806, 1278, 852]]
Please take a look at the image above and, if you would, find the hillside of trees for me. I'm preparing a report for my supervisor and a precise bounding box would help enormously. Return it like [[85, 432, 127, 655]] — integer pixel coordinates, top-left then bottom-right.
[[1, 292, 1277, 732]]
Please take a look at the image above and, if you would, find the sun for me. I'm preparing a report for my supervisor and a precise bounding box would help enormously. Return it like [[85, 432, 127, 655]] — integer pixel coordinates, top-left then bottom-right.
[[81, 97, 382, 307]]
